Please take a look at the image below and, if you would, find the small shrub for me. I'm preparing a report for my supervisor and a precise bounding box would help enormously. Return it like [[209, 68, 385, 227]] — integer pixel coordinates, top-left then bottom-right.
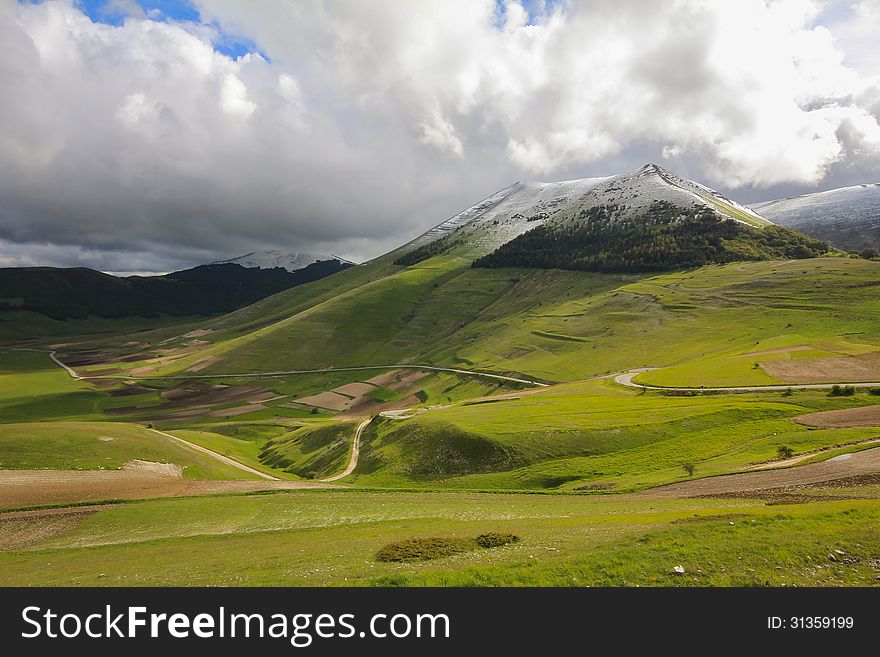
[[376, 532, 522, 562], [783, 387, 793, 397], [777, 445, 794, 459], [682, 461, 696, 476], [376, 537, 474, 562], [869, 388, 880, 396], [474, 532, 519, 548]]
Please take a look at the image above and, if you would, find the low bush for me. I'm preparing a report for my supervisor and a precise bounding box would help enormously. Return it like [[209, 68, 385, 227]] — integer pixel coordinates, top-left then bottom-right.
[[376, 532, 522, 562], [474, 532, 520, 548], [376, 537, 475, 562]]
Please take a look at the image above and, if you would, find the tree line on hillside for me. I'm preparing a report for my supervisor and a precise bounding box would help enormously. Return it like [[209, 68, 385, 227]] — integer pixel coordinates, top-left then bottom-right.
[[472, 201, 833, 273]]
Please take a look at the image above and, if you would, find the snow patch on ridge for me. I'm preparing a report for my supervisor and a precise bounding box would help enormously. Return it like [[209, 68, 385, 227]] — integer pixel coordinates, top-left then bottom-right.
[[752, 184, 880, 229], [392, 163, 773, 261], [215, 250, 355, 272]]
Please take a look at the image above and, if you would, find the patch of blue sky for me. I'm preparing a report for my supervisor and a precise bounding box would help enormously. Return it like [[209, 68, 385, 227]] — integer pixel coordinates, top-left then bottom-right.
[[493, 0, 565, 28], [20, 0, 265, 60]]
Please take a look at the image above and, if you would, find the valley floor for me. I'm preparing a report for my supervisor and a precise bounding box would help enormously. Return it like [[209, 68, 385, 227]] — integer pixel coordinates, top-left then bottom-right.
[[2, 257, 880, 586]]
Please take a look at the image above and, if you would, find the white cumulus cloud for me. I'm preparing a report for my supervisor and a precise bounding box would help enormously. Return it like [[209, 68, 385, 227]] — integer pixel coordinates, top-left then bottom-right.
[[0, 0, 878, 270]]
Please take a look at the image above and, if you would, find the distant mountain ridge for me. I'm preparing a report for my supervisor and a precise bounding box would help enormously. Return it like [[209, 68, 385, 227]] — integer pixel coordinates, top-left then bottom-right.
[[0, 259, 352, 321], [752, 183, 880, 251], [215, 250, 355, 272]]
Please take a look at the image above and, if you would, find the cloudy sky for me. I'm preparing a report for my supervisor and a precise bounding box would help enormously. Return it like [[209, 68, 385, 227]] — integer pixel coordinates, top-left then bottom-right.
[[2, 0, 879, 273]]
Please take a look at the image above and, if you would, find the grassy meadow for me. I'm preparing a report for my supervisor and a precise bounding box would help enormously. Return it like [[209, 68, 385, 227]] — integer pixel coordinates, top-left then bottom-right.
[[1, 255, 879, 586], [1, 490, 878, 586]]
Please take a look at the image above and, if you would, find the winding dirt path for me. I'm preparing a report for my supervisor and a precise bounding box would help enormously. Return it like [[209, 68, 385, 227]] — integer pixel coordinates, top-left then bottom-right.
[[0, 469, 335, 510], [25, 349, 548, 388], [146, 428, 279, 481], [321, 417, 372, 482]]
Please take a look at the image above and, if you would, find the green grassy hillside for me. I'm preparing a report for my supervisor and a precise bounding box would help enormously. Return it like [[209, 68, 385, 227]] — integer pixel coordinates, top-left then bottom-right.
[[139, 256, 880, 388], [0, 421, 255, 479], [351, 380, 880, 490]]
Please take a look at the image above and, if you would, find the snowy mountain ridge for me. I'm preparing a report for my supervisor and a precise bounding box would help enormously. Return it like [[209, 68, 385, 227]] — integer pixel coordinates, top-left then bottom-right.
[[751, 184, 880, 250], [215, 250, 356, 272], [392, 163, 772, 261]]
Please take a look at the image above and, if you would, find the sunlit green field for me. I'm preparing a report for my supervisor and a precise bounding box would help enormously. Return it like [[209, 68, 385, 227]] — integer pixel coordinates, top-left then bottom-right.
[[348, 379, 880, 490], [3, 338, 879, 492], [2, 256, 879, 587], [107, 256, 877, 389], [1, 490, 877, 586]]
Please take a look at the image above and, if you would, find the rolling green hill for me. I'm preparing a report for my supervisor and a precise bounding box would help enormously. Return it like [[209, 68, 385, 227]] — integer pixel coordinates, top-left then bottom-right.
[[133, 256, 880, 389]]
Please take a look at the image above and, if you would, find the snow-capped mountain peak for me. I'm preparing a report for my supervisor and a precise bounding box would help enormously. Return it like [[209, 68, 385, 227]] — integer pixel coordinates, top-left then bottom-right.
[[390, 163, 772, 262]]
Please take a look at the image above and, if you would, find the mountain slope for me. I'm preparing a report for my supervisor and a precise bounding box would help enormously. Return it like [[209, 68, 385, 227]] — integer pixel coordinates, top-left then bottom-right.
[[473, 200, 829, 273], [468, 164, 828, 272], [392, 164, 774, 267], [752, 184, 880, 251], [215, 250, 355, 272]]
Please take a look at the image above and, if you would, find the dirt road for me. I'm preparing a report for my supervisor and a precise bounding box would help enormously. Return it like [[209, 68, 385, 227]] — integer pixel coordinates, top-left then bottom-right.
[[30, 349, 548, 388], [644, 446, 880, 498], [147, 428, 279, 480], [614, 369, 880, 392], [321, 417, 372, 482]]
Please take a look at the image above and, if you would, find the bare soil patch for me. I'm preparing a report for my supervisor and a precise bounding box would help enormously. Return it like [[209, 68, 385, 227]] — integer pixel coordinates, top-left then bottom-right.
[[644, 446, 880, 499], [106, 382, 276, 421], [339, 393, 423, 418], [207, 404, 265, 418], [331, 382, 377, 398], [60, 350, 112, 366], [0, 469, 337, 509], [128, 366, 158, 376], [80, 367, 127, 376], [109, 383, 155, 397], [293, 391, 352, 411], [796, 404, 880, 428], [760, 351, 880, 383], [365, 369, 429, 389], [0, 507, 102, 551], [702, 474, 880, 504], [364, 370, 404, 387], [387, 370, 431, 391], [123, 460, 183, 477]]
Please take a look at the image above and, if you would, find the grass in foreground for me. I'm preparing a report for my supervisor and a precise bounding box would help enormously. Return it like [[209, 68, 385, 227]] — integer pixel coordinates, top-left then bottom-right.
[[1, 490, 877, 586]]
